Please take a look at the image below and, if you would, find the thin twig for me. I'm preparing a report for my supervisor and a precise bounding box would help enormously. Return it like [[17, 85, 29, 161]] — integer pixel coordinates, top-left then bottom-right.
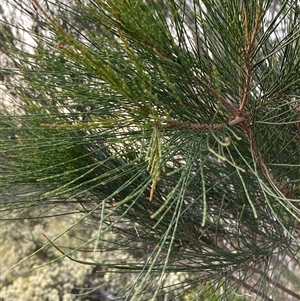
[[196, 75, 239, 115], [157, 115, 246, 131], [228, 116, 246, 126], [31, 0, 54, 24], [242, 121, 289, 195], [157, 121, 226, 131], [249, 267, 300, 300], [230, 274, 275, 301], [239, 1, 264, 113], [237, 7, 292, 196]]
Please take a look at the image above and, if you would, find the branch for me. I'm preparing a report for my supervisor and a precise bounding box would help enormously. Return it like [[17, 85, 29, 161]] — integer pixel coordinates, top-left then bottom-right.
[[196, 75, 239, 116], [157, 121, 226, 131], [250, 267, 300, 300], [230, 274, 275, 301], [239, 1, 264, 113], [31, 0, 55, 25], [157, 115, 246, 132], [242, 123, 289, 196]]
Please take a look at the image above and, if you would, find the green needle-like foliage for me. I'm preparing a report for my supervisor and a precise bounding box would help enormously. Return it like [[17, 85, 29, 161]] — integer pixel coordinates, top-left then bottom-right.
[[1, 0, 300, 300]]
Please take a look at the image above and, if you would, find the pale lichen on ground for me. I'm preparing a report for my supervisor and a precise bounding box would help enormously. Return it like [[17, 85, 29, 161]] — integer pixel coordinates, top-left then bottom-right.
[[1, 217, 95, 301], [0, 212, 189, 301]]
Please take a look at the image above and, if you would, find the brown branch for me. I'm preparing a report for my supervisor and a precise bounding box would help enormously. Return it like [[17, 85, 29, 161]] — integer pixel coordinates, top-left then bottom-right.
[[239, 1, 264, 113], [157, 115, 247, 132], [139, 40, 240, 118], [157, 121, 226, 131], [242, 122, 289, 195], [31, 0, 55, 25], [230, 274, 275, 301], [196, 75, 239, 116], [248, 267, 300, 300], [228, 116, 246, 126], [116, 9, 243, 125]]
